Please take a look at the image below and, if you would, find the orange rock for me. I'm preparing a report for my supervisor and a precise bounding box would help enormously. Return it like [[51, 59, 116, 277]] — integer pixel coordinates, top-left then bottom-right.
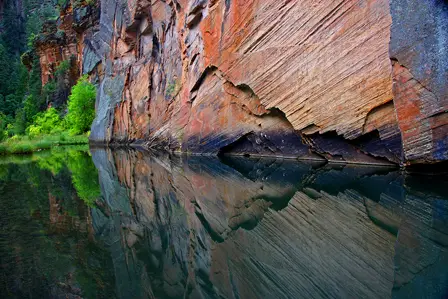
[[38, 0, 447, 166]]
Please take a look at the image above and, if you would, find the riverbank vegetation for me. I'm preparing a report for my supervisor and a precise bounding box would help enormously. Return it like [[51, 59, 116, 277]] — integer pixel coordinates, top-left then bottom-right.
[[0, 1, 96, 155], [0, 75, 96, 154], [0, 133, 89, 155], [0, 145, 100, 208], [0, 1, 59, 135]]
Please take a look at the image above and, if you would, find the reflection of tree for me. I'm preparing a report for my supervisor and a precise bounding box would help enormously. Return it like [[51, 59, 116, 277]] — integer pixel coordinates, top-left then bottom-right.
[[36, 149, 66, 175], [67, 150, 101, 207], [0, 149, 115, 298], [29, 146, 101, 207]]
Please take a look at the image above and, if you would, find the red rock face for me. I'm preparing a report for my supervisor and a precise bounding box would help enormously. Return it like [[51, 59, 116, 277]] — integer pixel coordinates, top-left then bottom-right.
[[35, 3, 99, 88], [388, 0, 448, 164], [201, 0, 394, 138], [38, 0, 447, 166], [36, 8, 77, 86], [392, 61, 448, 164]]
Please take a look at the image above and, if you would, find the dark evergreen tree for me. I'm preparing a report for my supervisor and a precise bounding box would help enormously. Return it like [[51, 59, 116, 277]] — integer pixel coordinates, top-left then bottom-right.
[[0, 0, 59, 130]]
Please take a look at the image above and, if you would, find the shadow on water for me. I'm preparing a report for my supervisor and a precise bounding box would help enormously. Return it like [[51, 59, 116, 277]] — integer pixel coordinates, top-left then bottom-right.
[[1, 147, 447, 298]]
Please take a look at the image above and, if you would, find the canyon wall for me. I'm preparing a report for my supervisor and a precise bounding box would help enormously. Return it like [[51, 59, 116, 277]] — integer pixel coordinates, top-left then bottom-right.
[[39, 0, 447, 166]]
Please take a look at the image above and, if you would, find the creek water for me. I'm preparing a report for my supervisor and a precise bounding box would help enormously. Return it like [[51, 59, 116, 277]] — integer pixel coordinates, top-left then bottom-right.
[[0, 147, 447, 299]]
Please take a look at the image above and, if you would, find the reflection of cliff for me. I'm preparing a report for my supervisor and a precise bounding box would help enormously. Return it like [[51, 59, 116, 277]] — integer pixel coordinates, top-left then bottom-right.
[[90, 148, 448, 299]]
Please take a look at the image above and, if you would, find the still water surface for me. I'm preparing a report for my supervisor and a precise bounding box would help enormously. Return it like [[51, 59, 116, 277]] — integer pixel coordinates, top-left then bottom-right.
[[0, 147, 447, 299]]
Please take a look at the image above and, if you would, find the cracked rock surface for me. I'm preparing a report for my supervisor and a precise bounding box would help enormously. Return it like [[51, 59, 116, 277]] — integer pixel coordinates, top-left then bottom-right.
[[35, 0, 447, 166]]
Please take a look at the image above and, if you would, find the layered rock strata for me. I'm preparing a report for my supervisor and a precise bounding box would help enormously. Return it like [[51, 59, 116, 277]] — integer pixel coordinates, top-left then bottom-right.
[[36, 1, 447, 166], [89, 148, 448, 298]]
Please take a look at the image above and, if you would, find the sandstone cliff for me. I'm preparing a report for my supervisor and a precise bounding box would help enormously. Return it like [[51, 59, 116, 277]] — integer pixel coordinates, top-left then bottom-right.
[[38, 0, 448, 166]]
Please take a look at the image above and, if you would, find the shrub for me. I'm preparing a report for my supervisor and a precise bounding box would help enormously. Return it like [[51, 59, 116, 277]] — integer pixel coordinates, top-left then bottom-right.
[[26, 107, 64, 138], [65, 75, 96, 135]]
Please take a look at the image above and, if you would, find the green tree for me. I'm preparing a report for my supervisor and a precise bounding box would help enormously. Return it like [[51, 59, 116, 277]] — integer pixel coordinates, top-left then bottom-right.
[[12, 109, 28, 136], [26, 57, 45, 119], [26, 107, 64, 137], [0, 0, 57, 134], [65, 75, 96, 135], [4, 95, 20, 117], [0, 44, 15, 97], [0, 113, 8, 141]]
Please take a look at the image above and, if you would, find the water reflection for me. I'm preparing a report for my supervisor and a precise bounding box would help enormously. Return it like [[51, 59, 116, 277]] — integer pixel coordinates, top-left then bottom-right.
[[0, 147, 113, 298], [1, 147, 447, 298]]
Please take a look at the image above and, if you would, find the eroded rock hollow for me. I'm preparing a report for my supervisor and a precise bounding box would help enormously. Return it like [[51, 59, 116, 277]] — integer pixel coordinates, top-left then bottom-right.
[[38, 0, 448, 166]]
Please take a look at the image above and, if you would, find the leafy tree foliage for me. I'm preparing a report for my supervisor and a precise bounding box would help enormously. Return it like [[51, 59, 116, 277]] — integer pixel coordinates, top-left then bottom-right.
[[0, 0, 59, 133], [66, 75, 96, 135], [0, 113, 9, 141], [0, 1, 97, 141], [11, 110, 28, 136], [26, 107, 64, 137]]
